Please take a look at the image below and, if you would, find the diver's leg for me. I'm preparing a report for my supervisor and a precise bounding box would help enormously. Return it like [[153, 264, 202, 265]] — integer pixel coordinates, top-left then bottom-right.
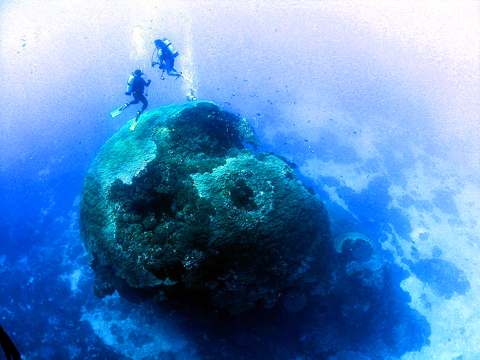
[[131, 94, 147, 127], [139, 94, 148, 112], [129, 93, 140, 105], [165, 58, 182, 77]]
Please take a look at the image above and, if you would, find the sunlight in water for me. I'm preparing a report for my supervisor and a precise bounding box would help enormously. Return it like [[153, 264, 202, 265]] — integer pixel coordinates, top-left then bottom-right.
[[131, 25, 147, 61]]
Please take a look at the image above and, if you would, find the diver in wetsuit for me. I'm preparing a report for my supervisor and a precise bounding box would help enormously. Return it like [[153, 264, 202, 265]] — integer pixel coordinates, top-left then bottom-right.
[[110, 69, 151, 130], [126, 69, 151, 116], [151, 38, 183, 79]]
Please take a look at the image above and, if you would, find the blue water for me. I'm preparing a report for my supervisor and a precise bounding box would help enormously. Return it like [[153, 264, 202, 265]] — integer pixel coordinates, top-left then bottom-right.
[[1, 1, 479, 359]]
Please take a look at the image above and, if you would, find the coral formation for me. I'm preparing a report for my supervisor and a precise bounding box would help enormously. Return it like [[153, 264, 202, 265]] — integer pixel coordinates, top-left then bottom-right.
[[80, 102, 333, 315], [79, 102, 431, 358]]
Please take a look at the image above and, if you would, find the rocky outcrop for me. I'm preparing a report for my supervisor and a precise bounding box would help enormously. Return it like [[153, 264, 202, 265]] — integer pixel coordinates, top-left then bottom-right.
[[80, 101, 334, 315]]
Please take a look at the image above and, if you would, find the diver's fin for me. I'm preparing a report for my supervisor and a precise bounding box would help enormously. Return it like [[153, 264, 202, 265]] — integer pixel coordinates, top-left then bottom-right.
[[130, 112, 141, 131], [110, 104, 128, 118], [130, 120, 139, 131], [182, 74, 193, 84], [173, 73, 193, 84]]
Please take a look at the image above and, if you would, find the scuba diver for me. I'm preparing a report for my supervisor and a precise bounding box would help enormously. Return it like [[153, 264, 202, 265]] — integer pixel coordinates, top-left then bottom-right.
[[151, 38, 192, 83], [110, 69, 151, 131], [0, 324, 21, 360]]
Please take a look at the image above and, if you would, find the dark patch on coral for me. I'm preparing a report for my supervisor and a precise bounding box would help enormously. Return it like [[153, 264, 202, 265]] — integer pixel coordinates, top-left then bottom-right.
[[229, 178, 257, 210]]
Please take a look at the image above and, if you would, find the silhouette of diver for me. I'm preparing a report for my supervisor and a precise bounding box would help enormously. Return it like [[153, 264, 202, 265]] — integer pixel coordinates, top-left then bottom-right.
[[0, 325, 21, 360], [151, 38, 192, 83], [151, 38, 182, 78], [110, 69, 151, 131]]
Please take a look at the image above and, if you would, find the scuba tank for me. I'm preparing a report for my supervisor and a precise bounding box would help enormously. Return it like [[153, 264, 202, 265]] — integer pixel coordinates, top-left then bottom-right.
[[125, 74, 135, 95], [162, 38, 179, 58]]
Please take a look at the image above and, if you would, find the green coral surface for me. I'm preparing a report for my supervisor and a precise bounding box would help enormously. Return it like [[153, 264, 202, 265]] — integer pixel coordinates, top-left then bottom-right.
[[80, 101, 333, 315]]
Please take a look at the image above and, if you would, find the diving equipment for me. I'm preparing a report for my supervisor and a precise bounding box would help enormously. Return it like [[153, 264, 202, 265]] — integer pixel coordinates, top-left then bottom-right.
[[110, 103, 128, 118], [130, 111, 142, 131], [125, 74, 135, 95], [162, 38, 179, 58], [181, 73, 193, 84], [173, 72, 193, 84]]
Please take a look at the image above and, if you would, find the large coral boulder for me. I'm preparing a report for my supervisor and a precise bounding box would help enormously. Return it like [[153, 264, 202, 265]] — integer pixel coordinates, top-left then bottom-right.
[[80, 102, 333, 315]]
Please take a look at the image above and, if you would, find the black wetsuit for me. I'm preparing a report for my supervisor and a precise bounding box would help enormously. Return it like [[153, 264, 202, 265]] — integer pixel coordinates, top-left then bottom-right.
[[128, 76, 151, 111], [159, 47, 176, 74]]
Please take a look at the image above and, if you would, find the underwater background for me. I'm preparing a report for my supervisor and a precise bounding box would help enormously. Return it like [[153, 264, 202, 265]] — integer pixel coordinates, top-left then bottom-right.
[[1, 0, 479, 359]]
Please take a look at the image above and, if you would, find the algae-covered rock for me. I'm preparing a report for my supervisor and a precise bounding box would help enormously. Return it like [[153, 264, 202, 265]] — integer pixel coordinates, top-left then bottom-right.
[[80, 101, 333, 315]]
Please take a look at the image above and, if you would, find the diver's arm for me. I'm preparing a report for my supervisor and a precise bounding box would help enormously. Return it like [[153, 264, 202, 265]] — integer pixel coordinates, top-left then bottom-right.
[[141, 78, 151, 87]]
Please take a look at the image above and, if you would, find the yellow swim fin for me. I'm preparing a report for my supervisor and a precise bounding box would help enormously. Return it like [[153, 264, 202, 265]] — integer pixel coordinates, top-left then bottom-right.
[[130, 111, 141, 131], [129, 120, 138, 131], [110, 104, 128, 118]]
